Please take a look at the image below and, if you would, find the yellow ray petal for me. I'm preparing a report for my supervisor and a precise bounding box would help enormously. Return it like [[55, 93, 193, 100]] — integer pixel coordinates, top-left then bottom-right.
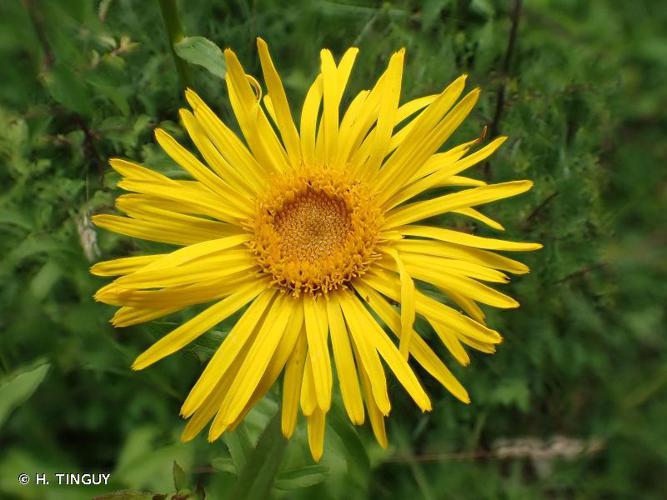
[[257, 38, 302, 167], [363, 269, 503, 343], [154, 128, 252, 213], [110, 252, 256, 290], [384, 180, 533, 229], [185, 89, 267, 184], [431, 320, 470, 366], [384, 249, 416, 359], [303, 295, 332, 412], [300, 352, 318, 416], [228, 305, 305, 431], [373, 76, 469, 199], [437, 136, 508, 178], [181, 348, 246, 442], [132, 280, 267, 370], [92, 214, 221, 246], [95, 273, 244, 308], [307, 408, 326, 462], [116, 195, 239, 239], [300, 75, 323, 167], [320, 49, 339, 163], [444, 289, 486, 324], [357, 358, 388, 449], [335, 90, 369, 166], [452, 207, 505, 231], [111, 305, 181, 328], [344, 294, 431, 411], [109, 158, 177, 184], [224, 48, 289, 173], [138, 233, 251, 272], [179, 108, 260, 197], [209, 294, 294, 437], [365, 49, 404, 175], [90, 254, 163, 277], [282, 333, 307, 438], [337, 292, 391, 415], [116, 178, 244, 223], [326, 296, 365, 425], [353, 281, 470, 403], [397, 225, 542, 252], [181, 289, 276, 417], [394, 253, 510, 283], [397, 240, 530, 275]]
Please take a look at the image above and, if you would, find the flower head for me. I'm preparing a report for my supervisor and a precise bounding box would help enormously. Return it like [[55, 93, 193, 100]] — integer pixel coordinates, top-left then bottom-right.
[[92, 38, 541, 461]]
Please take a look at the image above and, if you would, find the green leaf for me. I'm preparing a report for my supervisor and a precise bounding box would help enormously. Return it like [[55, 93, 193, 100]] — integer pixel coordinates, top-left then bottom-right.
[[187, 329, 229, 363], [274, 464, 329, 491], [172, 460, 187, 491], [42, 63, 93, 116], [211, 456, 237, 475], [0, 360, 50, 429], [329, 407, 370, 491], [228, 411, 288, 500], [173, 36, 227, 79]]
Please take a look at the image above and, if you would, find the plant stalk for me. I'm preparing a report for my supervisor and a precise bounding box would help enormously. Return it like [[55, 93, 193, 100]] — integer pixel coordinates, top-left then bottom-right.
[[158, 0, 192, 90]]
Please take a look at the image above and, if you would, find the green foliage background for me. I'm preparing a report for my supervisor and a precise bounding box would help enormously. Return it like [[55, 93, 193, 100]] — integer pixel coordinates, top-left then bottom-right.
[[0, 0, 665, 498]]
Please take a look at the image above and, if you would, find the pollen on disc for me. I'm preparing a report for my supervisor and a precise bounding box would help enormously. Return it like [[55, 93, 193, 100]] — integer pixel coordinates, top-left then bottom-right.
[[249, 168, 382, 296]]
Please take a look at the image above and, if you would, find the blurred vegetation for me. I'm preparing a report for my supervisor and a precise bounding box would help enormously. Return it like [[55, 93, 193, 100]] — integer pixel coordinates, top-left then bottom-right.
[[0, 0, 665, 499]]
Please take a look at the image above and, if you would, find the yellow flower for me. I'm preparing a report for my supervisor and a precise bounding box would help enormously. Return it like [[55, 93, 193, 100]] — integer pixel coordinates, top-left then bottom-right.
[[92, 38, 541, 461]]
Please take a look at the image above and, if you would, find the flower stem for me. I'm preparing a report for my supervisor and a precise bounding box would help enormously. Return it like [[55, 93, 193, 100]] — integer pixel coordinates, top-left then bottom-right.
[[157, 0, 192, 90]]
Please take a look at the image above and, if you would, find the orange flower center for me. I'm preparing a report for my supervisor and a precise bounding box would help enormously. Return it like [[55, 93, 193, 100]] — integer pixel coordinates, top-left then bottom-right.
[[249, 168, 382, 296]]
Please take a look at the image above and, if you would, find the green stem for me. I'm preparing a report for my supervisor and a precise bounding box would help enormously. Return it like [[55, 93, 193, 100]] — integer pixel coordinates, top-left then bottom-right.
[[157, 0, 192, 90]]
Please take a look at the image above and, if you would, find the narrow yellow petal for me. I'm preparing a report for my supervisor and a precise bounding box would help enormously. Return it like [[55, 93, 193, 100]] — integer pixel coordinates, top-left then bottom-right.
[[365, 49, 404, 174], [185, 89, 267, 185], [116, 195, 239, 240], [181, 289, 276, 417], [282, 333, 307, 438], [453, 207, 505, 231], [303, 295, 332, 412], [116, 178, 244, 223], [357, 360, 388, 449], [397, 225, 542, 252], [320, 49, 339, 163], [92, 214, 220, 246], [179, 108, 260, 197], [90, 254, 162, 277], [300, 352, 318, 416], [326, 296, 365, 424], [307, 408, 326, 462], [373, 76, 469, 199], [230, 305, 305, 429], [363, 269, 503, 343], [257, 38, 302, 167], [138, 233, 250, 272], [131, 280, 267, 370], [344, 295, 431, 411], [109, 158, 176, 184], [110, 252, 256, 290], [383, 180, 533, 229], [337, 292, 391, 415], [300, 75, 323, 166], [384, 249, 416, 359], [354, 281, 470, 403], [154, 128, 251, 212], [224, 48, 288, 172], [111, 305, 181, 328], [394, 253, 510, 283], [208, 294, 293, 438], [397, 240, 531, 275], [181, 350, 246, 442]]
